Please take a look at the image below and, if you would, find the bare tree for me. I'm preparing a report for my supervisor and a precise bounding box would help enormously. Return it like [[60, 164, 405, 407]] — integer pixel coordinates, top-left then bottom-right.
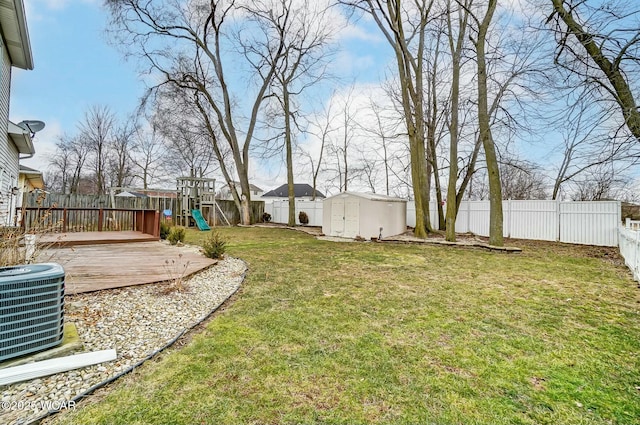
[[500, 157, 548, 200], [343, 0, 436, 237], [265, 0, 335, 226], [78, 105, 116, 194], [47, 136, 73, 193], [109, 118, 138, 189], [472, 0, 503, 246], [323, 87, 359, 193], [152, 92, 219, 179], [130, 121, 169, 189], [337, 88, 359, 192], [444, 0, 471, 241], [303, 97, 338, 201], [548, 0, 640, 141], [569, 164, 628, 200], [106, 0, 288, 224], [547, 92, 629, 199], [359, 96, 406, 196], [48, 134, 90, 194]]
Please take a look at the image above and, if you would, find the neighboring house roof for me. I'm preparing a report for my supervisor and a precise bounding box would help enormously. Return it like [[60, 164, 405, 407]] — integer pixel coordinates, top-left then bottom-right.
[[263, 184, 325, 198], [8, 121, 34, 155], [115, 191, 148, 198], [325, 191, 406, 203], [19, 165, 43, 190], [0, 0, 33, 70], [145, 190, 177, 198]]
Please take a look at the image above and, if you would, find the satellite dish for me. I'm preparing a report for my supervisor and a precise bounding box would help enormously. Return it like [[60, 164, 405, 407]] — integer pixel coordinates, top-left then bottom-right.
[[17, 120, 46, 134]]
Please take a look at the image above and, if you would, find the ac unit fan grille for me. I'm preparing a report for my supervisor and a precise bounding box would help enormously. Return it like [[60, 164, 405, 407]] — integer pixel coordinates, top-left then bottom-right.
[[0, 277, 64, 293]]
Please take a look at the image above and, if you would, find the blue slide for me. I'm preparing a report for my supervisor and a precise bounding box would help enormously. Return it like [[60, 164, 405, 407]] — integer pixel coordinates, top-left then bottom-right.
[[191, 209, 211, 231]]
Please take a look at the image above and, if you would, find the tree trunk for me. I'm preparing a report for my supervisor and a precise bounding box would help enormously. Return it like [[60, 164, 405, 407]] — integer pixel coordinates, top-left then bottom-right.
[[445, 0, 468, 242], [284, 88, 296, 226], [477, 0, 503, 246]]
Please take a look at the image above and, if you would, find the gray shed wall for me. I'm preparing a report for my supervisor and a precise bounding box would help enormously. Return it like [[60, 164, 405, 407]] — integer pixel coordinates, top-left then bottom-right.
[[322, 193, 406, 239]]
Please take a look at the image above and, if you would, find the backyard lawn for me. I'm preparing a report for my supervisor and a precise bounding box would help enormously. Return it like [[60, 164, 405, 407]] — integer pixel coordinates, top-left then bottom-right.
[[50, 227, 639, 424]]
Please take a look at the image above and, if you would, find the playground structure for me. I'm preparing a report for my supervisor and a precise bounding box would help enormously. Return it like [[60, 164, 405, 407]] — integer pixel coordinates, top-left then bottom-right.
[[175, 177, 226, 228]]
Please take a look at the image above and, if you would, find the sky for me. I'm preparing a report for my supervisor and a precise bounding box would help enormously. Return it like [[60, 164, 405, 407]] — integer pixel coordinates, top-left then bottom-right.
[[10, 0, 638, 198], [11, 0, 170, 171], [10, 0, 391, 193]]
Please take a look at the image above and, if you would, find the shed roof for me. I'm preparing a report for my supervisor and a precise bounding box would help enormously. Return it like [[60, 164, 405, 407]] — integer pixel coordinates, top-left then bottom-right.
[[325, 191, 407, 203]]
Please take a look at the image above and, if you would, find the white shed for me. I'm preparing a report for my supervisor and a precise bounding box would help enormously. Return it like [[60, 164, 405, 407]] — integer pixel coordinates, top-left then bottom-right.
[[322, 192, 407, 239]]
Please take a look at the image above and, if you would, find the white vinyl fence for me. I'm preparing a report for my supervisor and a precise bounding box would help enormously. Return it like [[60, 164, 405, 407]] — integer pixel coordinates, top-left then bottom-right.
[[265, 200, 324, 226], [268, 198, 621, 246], [619, 220, 640, 281], [407, 200, 620, 247]]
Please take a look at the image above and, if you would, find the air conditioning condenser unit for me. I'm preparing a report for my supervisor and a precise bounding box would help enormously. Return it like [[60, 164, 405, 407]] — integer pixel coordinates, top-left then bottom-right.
[[0, 263, 65, 362]]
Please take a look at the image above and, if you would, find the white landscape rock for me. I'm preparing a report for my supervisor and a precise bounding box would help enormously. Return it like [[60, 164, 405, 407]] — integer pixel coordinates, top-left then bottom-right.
[[0, 257, 245, 425]]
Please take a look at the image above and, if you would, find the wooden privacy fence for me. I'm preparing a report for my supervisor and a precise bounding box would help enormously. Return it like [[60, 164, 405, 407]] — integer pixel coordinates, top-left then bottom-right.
[[22, 193, 264, 226], [22, 192, 177, 212], [267, 199, 621, 246], [18, 207, 160, 238], [213, 200, 265, 225]]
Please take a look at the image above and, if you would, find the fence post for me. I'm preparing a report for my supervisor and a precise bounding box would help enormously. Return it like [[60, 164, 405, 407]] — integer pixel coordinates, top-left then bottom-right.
[[507, 199, 512, 238], [467, 200, 471, 233], [556, 198, 561, 242], [98, 209, 104, 232], [63, 208, 68, 233]]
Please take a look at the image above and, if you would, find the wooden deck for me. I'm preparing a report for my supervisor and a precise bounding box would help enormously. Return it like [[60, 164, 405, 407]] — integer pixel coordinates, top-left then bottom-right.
[[36, 241, 216, 294], [39, 231, 158, 247]]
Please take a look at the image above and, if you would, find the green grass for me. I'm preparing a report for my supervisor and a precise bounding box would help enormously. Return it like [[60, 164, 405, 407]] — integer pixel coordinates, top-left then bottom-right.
[[51, 227, 640, 425]]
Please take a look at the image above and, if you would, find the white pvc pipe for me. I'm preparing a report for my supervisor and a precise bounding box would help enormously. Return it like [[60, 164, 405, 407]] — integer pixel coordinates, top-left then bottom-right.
[[0, 349, 117, 386]]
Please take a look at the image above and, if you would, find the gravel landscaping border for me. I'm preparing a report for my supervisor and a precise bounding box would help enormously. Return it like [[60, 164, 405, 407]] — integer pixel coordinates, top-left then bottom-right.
[[1, 256, 246, 425]]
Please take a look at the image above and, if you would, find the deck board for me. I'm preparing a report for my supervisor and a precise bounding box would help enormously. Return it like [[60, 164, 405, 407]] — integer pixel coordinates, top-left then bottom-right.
[[36, 242, 216, 294]]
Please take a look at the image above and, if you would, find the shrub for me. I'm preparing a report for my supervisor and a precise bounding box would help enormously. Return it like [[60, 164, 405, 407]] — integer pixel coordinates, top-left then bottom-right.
[[0, 227, 24, 267], [202, 230, 227, 259], [167, 226, 186, 245], [298, 211, 309, 225], [161, 253, 190, 294], [160, 221, 172, 240], [1, 197, 62, 266]]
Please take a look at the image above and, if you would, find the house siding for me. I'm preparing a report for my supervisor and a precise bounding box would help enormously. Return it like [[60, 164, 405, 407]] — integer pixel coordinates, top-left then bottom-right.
[[0, 37, 17, 225]]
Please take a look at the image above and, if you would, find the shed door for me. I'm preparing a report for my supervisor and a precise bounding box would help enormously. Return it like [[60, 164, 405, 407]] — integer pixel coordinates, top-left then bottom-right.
[[331, 198, 345, 236], [344, 199, 359, 238]]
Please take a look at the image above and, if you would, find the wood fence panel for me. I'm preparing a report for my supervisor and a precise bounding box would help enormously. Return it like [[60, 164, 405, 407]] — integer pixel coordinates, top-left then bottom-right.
[[213, 200, 264, 225]]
